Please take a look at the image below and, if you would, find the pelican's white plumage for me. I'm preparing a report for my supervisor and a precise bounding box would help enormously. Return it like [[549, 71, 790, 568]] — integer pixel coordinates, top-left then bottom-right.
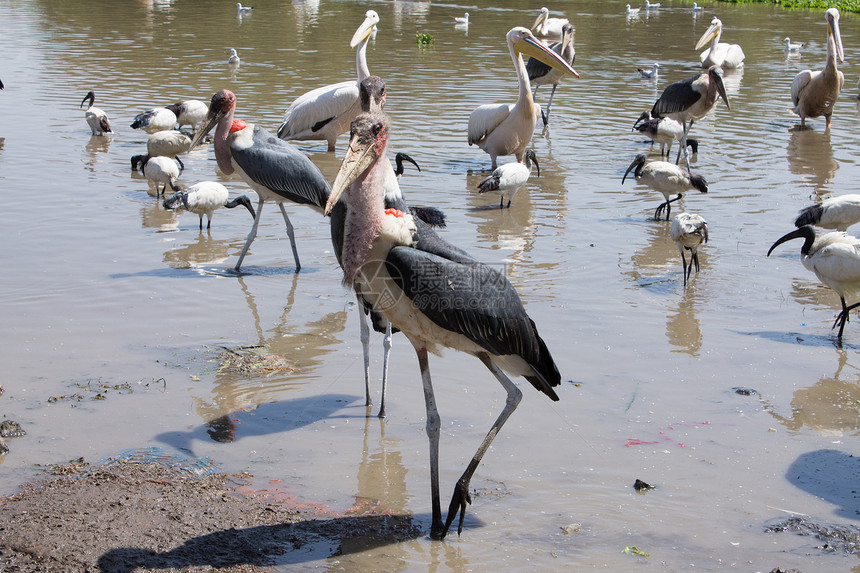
[[696, 17, 745, 69], [468, 27, 578, 169], [791, 8, 844, 130], [277, 10, 379, 151], [671, 212, 709, 284], [476, 149, 540, 208], [531, 7, 569, 38]]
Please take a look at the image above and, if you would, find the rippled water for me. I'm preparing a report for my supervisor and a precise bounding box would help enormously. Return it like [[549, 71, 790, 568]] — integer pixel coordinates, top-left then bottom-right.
[[3, 0, 860, 570]]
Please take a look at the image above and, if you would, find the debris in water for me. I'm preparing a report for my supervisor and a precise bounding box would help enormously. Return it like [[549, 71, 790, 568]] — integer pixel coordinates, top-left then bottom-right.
[[633, 478, 654, 493]]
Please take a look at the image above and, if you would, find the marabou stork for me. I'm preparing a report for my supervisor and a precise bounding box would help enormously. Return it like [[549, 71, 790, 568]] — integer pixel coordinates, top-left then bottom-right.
[[324, 109, 560, 540], [80, 91, 113, 136], [190, 89, 331, 272], [476, 149, 540, 208], [632, 113, 699, 158], [277, 10, 379, 151], [165, 100, 208, 133], [525, 23, 575, 126], [622, 153, 708, 220], [650, 65, 730, 165], [637, 62, 659, 80], [695, 17, 745, 69], [131, 106, 178, 134], [468, 27, 578, 170], [670, 212, 708, 285], [785, 37, 804, 53], [791, 8, 844, 130], [796, 194, 860, 231], [531, 7, 570, 38], [163, 181, 256, 230], [768, 225, 860, 340], [132, 154, 182, 196]]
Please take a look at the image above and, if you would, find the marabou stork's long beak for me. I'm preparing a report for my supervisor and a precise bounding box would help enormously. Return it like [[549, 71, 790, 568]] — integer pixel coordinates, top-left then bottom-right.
[[350, 10, 379, 48], [767, 226, 816, 257], [189, 105, 226, 149], [324, 126, 380, 215], [828, 8, 844, 64], [695, 18, 722, 51], [516, 32, 580, 78], [710, 67, 731, 111]]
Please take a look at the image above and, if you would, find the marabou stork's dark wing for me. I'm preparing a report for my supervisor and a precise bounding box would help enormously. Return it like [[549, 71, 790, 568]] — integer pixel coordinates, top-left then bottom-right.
[[651, 74, 702, 117]]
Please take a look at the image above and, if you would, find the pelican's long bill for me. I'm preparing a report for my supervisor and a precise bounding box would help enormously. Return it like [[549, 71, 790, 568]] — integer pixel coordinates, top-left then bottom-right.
[[517, 32, 580, 78], [350, 10, 379, 48], [827, 8, 844, 64], [324, 125, 379, 216], [531, 11, 548, 32], [695, 18, 722, 51]]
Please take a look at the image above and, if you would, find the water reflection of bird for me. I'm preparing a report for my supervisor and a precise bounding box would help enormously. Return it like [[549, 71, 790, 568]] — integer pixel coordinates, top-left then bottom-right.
[[80, 91, 113, 136], [650, 66, 730, 165], [670, 212, 708, 285], [325, 111, 560, 540], [786, 128, 837, 194], [163, 181, 256, 230], [190, 90, 330, 272], [468, 27, 578, 169], [796, 195, 860, 232], [622, 154, 709, 220], [531, 7, 569, 38], [791, 8, 844, 130], [666, 288, 703, 356], [277, 10, 379, 151], [477, 150, 539, 208], [526, 23, 575, 126], [768, 225, 860, 340], [696, 17, 745, 69]]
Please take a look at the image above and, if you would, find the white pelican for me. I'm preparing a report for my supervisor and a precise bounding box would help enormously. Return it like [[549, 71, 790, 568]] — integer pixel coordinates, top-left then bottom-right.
[[236, 3, 252, 15], [80, 91, 112, 136], [526, 23, 575, 126], [671, 212, 708, 285], [190, 90, 331, 272], [132, 154, 182, 196], [228, 48, 240, 68], [455, 12, 469, 25], [477, 149, 539, 208], [645, 0, 661, 9], [277, 10, 379, 151], [531, 7, 570, 38], [165, 100, 208, 133], [791, 8, 844, 130], [637, 62, 659, 79], [785, 37, 804, 52], [324, 110, 560, 540], [468, 27, 578, 169], [650, 66, 730, 164], [768, 225, 860, 340], [147, 130, 192, 161], [130, 107, 178, 134], [796, 194, 860, 231], [163, 181, 256, 230], [626, 5, 641, 16], [622, 154, 709, 220], [696, 17, 745, 69]]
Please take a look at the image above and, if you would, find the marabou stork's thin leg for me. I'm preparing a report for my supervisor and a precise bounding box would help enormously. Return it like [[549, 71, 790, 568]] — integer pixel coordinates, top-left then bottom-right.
[[442, 352, 523, 539], [235, 197, 265, 271], [416, 347, 444, 539], [356, 292, 373, 408], [675, 121, 694, 172], [543, 84, 559, 126], [378, 321, 393, 418], [278, 203, 302, 272]]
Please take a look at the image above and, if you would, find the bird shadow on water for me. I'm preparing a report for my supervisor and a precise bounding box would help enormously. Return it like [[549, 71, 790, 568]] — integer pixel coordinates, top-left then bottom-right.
[[109, 264, 313, 280], [785, 449, 860, 521], [733, 328, 860, 350]]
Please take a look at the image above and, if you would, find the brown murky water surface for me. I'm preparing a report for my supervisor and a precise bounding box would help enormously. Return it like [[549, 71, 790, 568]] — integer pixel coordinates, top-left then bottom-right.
[[4, 0, 860, 569]]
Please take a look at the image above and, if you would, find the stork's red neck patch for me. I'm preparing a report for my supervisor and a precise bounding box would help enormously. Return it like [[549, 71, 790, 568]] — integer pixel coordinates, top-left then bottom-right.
[[384, 208, 406, 218], [230, 120, 247, 133]]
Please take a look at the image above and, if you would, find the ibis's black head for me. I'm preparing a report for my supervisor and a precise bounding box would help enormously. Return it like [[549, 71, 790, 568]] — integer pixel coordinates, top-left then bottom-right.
[[768, 225, 817, 257], [689, 173, 708, 193], [130, 154, 149, 172], [633, 110, 650, 129], [81, 90, 95, 109], [686, 138, 699, 154], [622, 153, 647, 184], [394, 152, 420, 176], [525, 149, 540, 177], [359, 75, 386, 113]]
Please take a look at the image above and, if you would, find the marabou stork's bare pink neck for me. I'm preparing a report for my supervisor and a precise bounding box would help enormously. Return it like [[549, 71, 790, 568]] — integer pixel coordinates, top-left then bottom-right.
[[356, 38, 371, 83], [342, 148, 388, 285], [213, 107, 235, 175]]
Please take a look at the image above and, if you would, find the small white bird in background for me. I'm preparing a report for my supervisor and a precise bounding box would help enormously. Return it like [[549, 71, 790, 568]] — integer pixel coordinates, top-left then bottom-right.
[[671, 212, 709, 285], [228, 48, 240, 68], [163, 182, 257, 230], [131, 154, 182, 196], [236, 3, 252, 15], [80, 90, 113, 136], [626, 4, 641, 16], [455, 12, 469, 25], [785, 37, 804, 52], [795, 194, 860, 231], [622, 153, 709, 220], [692, 2, 704, 11], [476, 149, 540, 208], [531, 7, 570, 38], [768, 225, 860, 340], [645, 0, 661, 9], [637, 62, 659, 79]]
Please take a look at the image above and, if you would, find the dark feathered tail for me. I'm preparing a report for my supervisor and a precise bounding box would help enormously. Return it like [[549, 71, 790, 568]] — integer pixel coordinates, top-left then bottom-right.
[[410, 206, 447, 228], [795, 204, 823, 228], [523, 318, 561, 401]]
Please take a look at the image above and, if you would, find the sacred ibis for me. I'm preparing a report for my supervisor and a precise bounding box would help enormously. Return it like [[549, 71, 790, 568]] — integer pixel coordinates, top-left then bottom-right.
[[622, 153, 709, 220], [476, 149, 540, 208], [163, 181, 256, 230], [80, 91, 113, 136], [671, 212, 709, 285]]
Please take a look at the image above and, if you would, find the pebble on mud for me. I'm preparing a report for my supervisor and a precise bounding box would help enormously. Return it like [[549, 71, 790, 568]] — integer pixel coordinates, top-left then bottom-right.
[[562, 523, 582, 535]]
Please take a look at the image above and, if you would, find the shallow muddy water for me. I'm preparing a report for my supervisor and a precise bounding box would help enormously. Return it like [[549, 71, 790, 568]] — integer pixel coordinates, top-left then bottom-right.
[[4, 0, 860, 570]]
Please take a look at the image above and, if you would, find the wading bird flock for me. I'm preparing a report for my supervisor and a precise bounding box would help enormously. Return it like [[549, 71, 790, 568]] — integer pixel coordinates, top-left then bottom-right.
[[75, 3, 860, 541]]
